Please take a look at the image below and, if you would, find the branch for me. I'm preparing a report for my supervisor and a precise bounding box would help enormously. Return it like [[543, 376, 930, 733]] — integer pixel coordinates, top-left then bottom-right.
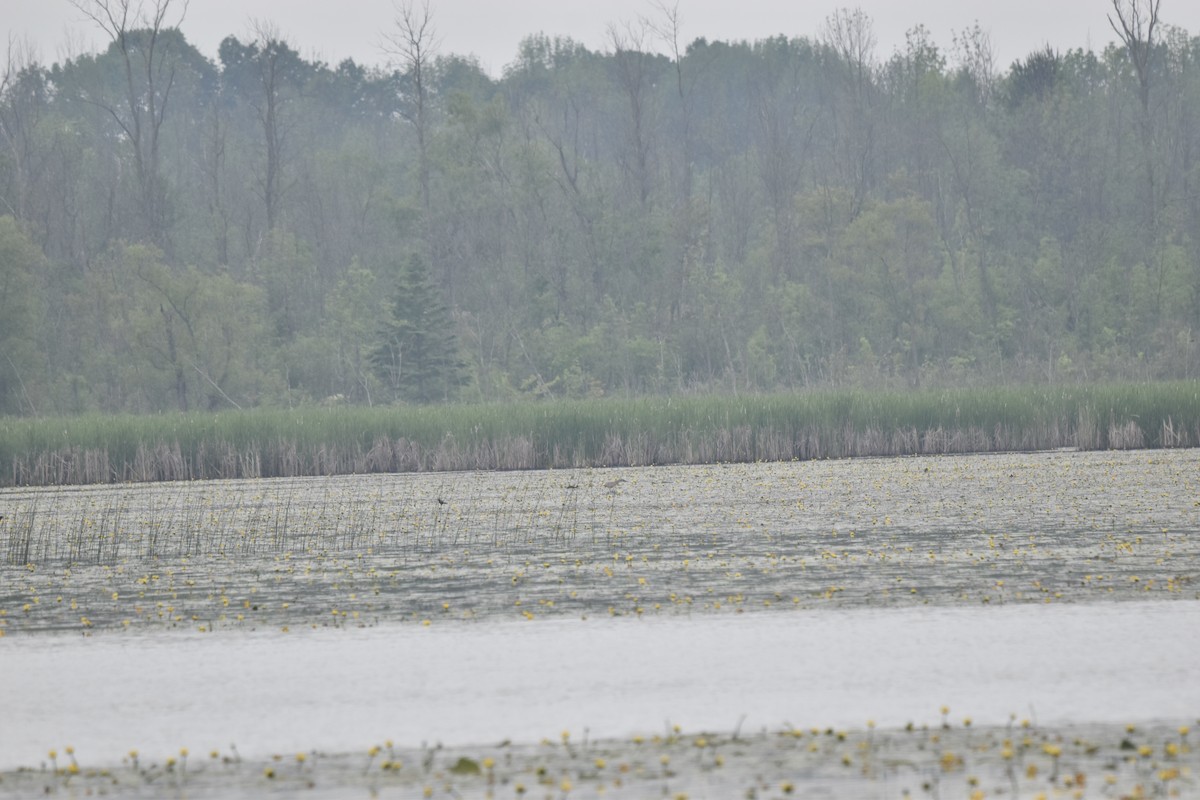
[[380, 0, 439, 70], [1108, 0, 1161, 55], [67, 0, 189, 48], [190, 359, 242, 410], [66, 0, 130, 42]]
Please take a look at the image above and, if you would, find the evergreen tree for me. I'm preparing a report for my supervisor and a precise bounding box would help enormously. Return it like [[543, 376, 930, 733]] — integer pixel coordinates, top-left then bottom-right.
[[369, 253, 468, 403]]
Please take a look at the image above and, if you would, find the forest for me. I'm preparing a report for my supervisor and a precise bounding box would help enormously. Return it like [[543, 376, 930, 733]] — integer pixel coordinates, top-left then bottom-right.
[[1, 1, 1199, 416]]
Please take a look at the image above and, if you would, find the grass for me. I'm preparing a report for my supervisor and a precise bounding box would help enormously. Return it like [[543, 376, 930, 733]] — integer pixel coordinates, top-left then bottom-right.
[[2, 382, 1199, 486]]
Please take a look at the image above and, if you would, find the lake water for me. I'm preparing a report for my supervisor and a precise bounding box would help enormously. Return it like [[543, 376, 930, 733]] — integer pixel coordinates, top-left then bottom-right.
[[2, 598, 1196, 770], [3, 448, 1199, 793]]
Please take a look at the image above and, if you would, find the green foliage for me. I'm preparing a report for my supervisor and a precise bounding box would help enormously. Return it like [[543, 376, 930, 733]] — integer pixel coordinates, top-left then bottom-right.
[[369, 253, 468, 403], [0, 217, 45, 413], [62, 243, 273, 412], [448, 758, 481, 776], [2, 17, 1200, 413], [3, 382, 1200, 486]]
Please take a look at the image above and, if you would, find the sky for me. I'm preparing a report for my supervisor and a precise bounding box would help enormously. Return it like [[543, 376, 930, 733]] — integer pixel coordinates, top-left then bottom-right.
[[5, 0, 1200, 75]]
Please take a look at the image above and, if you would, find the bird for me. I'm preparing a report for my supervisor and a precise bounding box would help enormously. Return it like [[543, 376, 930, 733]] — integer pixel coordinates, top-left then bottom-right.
[[436, 497, 447, 506], [604, 478, 626, 490]]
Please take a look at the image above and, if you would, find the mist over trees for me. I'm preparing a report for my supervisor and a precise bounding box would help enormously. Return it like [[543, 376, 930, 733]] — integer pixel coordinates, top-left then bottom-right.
[[1, 0, 1199, 415]]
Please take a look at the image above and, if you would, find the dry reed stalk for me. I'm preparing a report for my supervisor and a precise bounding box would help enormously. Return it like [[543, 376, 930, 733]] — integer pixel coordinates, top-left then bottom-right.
[[1107, 421, 1145, 450]]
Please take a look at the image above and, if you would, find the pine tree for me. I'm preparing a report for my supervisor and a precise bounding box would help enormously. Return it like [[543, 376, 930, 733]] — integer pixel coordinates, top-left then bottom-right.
[[369, 253, 468, 403]]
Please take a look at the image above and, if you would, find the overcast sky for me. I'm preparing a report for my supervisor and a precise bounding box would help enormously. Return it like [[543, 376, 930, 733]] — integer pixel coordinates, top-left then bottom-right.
[[6, 0, 1200, 75]]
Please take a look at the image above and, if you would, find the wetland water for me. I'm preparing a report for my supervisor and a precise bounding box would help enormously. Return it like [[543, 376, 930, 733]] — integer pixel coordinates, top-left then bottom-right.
[[1, 449, 1198, 797], [1, 601, 1198, 770]]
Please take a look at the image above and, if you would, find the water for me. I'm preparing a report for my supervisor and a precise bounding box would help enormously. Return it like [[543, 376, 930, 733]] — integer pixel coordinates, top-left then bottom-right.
[[2, 599, 1196, 770], [3, 449, 1198, 798], [4, 449, 1198, 636]]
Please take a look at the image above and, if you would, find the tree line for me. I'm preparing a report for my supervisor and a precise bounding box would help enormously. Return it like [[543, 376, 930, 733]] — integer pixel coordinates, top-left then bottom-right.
[[1, 0, 1198, 415]]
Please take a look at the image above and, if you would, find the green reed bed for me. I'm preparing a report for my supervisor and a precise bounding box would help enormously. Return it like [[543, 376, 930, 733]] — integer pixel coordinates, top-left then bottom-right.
[[2, 382, 1199, 486]]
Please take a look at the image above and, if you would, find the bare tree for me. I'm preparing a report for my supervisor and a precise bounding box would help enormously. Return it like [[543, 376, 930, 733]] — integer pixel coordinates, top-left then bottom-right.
[[68, 0, 189, 247], [1109, 0, 1161, 115], [751, 45, 815, 284], [822, 8, 877, 96], [608, 20, 656, 207], [382, 0, 438, 214], [0, 38, 47, 223], [248, 20, 298, 232], [951, 22, 996, 104], [646, 2, 693, 195], [1109, 0, 1163, 232], [821, 8, 879, 218], [646, 2, 699, 320], [521, 56, 605, 309]]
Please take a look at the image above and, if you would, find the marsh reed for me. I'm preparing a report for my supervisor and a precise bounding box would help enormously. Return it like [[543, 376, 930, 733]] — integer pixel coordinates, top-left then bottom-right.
[[3, 383, 1199, 487]]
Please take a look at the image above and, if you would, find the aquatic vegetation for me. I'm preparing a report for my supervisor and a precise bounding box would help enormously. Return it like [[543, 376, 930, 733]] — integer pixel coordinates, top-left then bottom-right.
[[4, 382, 1200, 487], [1, 448, 1197, 798], [3, 719, 1195, 800], [1, 449, 1197, 634]]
